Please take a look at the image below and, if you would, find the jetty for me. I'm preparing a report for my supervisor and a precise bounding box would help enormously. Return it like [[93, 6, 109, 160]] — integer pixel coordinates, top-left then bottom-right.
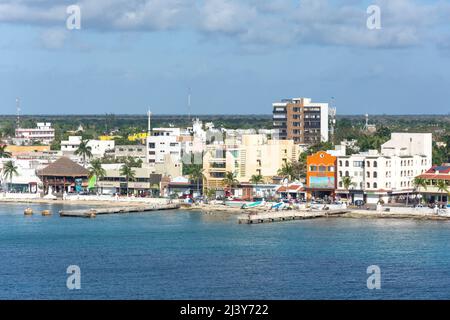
[[238, 209, 349, 224], [59, 203, 179, 218]]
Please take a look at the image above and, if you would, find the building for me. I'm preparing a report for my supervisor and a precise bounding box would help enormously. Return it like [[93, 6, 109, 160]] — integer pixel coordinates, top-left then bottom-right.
[[96, 156, 182, 195], [203, 134, 300, 192], [415, 164, 450, 205], [37, 157, 89, 194], [114, 145, 146, 162], [61, 136, 115, 159], [276, 184, 306, 200], [5, 145, 50, 157], [146, 128, 182, 164], [273, 97, 329, 144], [128, 132, 149, 144], [336, 133, 432, 204], [0, 159, 42, 193], [306, 151, 338, 200], [14, 122, 55, 145]]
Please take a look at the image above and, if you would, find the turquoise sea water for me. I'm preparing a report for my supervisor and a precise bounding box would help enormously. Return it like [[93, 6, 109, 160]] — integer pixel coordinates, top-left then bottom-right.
[[1, 203, 450, 300]]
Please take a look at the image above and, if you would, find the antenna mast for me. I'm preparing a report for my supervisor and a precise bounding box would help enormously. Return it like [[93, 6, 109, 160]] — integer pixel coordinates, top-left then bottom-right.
[[187, 87, 191, 122], [16, 97, 21, 129]]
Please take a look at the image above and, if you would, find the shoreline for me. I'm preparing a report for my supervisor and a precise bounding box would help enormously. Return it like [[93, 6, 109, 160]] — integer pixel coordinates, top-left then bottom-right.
[[2, 198, 449, 221]]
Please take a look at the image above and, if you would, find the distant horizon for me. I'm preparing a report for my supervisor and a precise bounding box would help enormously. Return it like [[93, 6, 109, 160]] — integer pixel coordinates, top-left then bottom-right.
[[1, 113, 450, 117]]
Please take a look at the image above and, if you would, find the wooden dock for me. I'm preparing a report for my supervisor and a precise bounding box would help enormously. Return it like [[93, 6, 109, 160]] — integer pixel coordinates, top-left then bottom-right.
[[59, 203, 180, 218], [238, 209, 349, 224]]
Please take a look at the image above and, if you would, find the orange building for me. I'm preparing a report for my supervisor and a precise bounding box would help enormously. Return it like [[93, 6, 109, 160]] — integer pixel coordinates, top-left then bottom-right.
[[306, 151, 337, 200]]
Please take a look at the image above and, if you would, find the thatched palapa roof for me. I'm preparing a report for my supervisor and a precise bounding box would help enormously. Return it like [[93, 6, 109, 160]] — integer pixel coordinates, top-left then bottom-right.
[[37, 157, 89, 177]]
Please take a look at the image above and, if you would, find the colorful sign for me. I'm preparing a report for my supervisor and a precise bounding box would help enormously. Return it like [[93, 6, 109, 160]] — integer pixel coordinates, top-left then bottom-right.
[[309, 176, 335, 189]]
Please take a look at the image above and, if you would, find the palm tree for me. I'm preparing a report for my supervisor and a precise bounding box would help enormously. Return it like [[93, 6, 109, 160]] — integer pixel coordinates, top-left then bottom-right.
[[0, 145, 11, 158], [250, 174, 264, 186], [2, 160, 18, 192], [74, 139, 92, 167], [277, 162, 295, 181], [413, 177, 428, 191], [436, 180, 449, 203], [250, 174, 264, 199], [413, 177, 428, 204], [341, 175, 354, 202], [88, 159, 106, 194], [223, 171, 239, 192], [120, 162, 136, 196], [188, 164, 204, 196]]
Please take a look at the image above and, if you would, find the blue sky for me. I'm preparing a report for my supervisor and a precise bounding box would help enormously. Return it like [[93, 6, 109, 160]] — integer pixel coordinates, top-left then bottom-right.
[[1, 0, 450, 115]]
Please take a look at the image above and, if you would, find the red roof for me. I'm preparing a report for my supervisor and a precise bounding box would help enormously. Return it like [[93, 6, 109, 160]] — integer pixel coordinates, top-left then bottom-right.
[[276, 185, 305, 192], [418, 173, 450, 181]]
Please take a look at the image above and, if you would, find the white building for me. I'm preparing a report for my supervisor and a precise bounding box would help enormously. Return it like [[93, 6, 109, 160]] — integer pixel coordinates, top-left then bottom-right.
[[14, 122, 55, 145], [336, 133, 432, 204], [146, 128, 183, 164], [61, 136, 115, 159], [0, 159, 43, 193]]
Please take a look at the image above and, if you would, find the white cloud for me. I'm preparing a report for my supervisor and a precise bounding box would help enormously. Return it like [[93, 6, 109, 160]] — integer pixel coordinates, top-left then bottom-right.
[[1, 0, 450, 50]]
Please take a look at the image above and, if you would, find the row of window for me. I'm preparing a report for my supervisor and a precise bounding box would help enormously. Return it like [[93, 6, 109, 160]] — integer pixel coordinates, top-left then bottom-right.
[[309, 166, 335, 172], [339, 159, 429, 168]]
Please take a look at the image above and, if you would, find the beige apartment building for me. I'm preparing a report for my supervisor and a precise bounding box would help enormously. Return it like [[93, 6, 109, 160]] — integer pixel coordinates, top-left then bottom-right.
[[203, 134, 300, 191]]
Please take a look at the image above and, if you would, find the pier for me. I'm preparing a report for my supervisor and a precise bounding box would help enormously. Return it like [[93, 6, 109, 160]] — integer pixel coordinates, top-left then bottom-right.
[[59, 203, 180, 218], [238, 209, 349, 224]]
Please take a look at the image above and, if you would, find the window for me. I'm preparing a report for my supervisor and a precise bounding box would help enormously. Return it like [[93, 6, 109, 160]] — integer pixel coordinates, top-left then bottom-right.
[[367, 172, 370, 178], [345, 171, 349, 177], [319, 166, 326, 172], [374, 161, 377, 167], [373, 182, 377, 189], [148, 143, 155, 148], [373, 172, 377, 178], [367, 182, 370, 188], [339, 160, 342, 167], [310, 166, 317, 171], [366, 161, 370, 167], [328, 166, 334, 172], [339, 171, 343, 177], [345, 161, 349, 167]]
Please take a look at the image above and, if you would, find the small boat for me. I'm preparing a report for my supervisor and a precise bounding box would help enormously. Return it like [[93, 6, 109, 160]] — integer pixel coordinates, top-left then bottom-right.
[[271, 202, 285, 210], [24, 208, 33, 215], [241, 200, 265, 209], [41, 210, 52, 216]]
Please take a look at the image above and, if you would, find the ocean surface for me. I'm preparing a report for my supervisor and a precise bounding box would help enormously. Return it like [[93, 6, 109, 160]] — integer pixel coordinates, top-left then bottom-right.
[[1, 203, 450, 300]]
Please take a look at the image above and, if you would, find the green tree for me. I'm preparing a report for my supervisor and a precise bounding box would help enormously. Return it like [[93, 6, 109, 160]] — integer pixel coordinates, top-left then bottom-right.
[[436, 180, 449, 202], [0, 145, 12, 158], [278, 162, 295, 181], [342, 175, 354, 191], [223, 171, 239, 190], [120, 162, 136, 196], [2, 160, 18, 192], [250, 174, 264, 185], [188, 164, 204, 196], [74, 139, 93, 167], [89, 159, 106, 193], [413, 177, 428, 191]]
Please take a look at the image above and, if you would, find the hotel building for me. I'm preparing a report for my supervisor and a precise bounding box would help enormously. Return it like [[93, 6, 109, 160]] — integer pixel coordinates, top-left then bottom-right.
[[14, 122, 55, 145], [336, 133, 432, 204], [203, 134, 300, 192], [272, 98, 329, 144]]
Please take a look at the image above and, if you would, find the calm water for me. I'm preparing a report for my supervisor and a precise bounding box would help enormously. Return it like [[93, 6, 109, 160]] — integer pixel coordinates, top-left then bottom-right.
[[1, 203, 450, 300]]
